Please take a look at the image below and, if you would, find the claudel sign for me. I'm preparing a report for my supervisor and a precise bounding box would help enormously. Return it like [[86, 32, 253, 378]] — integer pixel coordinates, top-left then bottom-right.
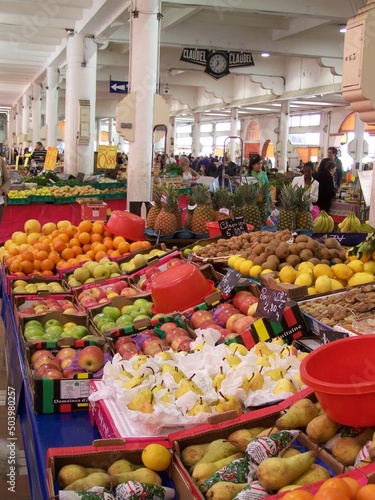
[[180, 48, 254, 79]]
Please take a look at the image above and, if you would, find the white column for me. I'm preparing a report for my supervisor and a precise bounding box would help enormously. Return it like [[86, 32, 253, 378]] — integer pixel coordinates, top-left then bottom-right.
[[229, 107, 239, 162], [32, 83, 42, 145], [192, 113, 201, 157], [96, 119, 101, 150], [127, 0, 161, 212], [16, 101, 22, 146], [108, 118, 113, 145], [64, 33, 97, 176], [22, 92, 30, 136], [354, 113, 366, 172], [9, 108, 16, 148], [46, 67, 59, 148], [279, 101, 290, 172], [169, 116, 175, 156]]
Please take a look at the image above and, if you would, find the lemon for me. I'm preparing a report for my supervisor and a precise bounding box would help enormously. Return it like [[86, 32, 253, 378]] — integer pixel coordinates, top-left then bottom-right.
[[347, 272, 375, 287], [307, 287, 316, 295], [239, 260, 254, 276], [330, 278, 344, 290], [364, 261, 375, 275], [294, 273, 314, 287], [298, 262, 314, 273], [278, 265, 297, 284], [347, 259, 364, 273], [233, 257, 247, 272], [332, 263, 353, 281], [313, 263, 333, 279], [261, 268, 274, 274], [315, 275, 332, 293], [227, 255, 240, 268], [142, 443, 172, 471], [249, 265, 263, 277]]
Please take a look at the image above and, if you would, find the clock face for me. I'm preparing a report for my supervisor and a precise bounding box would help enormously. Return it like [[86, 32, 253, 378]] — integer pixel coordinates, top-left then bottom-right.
[[208, 53, 228, 74]]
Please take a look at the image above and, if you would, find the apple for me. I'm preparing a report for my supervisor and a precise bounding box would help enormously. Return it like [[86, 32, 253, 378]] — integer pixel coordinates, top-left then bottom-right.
[[55, 347, 77, 362], [117, 344, 140, 360], [171, 335, 191, 351], [114, 337, 136, 352], [63, 308, 80, 315], [197, 319, 220, 330], [60, 355, 76, 370], [232, 291, 253, 310], [48, 305, 64, 313], [239, 296, 259, 315], [177, 339, 193, 351], [38, 367, 63, 379], [18, 307, 36, 315], [190, 310, 214, 329], [167, 258, 184, 268], [77, 345, 105, 373], [145, 267, 161, 279], [232, 315, 255, 334], [44, 319, 63, 329], [81, 298, 99, 308], [120, 288, 138, 297], [143, 338, 167, 356], [139, 329, 158, 338], [164, 327, 188, 345], [247, 302, 259, 317], [226, 313, 247, 332], [30, 349, 52, 364], [33, 354, 60, 371], [92, 265, 111, 280], [112, 281, 129, 293], [63, 369, 85, 379], [214, 304, 241, 327], [159, 322, 178, 335], [89, 287, 107, 301], [73, 267, 91, 283], [102, 306, 121, 321]]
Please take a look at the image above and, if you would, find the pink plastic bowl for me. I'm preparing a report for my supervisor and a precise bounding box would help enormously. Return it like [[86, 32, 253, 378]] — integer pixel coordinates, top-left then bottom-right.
[[150, 263, 215, 314], [300, 335, 375, 427], [104, 210, 145, 242]]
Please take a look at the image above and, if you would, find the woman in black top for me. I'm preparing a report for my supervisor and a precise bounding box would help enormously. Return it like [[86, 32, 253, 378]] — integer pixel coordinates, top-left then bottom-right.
[[316, 161, 337, 212]]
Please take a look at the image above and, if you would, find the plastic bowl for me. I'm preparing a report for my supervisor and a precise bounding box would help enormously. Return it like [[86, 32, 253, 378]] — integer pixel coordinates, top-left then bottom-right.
[[300, 335, 375, 426], [206, 221, 254, 238], [104, 210, 145, 242], [150, 263, 215, 314]]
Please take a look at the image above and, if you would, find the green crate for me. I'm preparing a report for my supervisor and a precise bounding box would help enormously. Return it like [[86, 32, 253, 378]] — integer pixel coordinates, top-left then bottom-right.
[[7, 198, 30, 205], [99, 191, 126, 200], [93, 182, 126, 190], [29, 195, 54, 203], [53, 196, 76, 204]]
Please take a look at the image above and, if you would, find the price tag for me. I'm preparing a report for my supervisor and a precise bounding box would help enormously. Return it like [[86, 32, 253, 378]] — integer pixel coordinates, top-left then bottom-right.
[[255, 286, 288, 322], [218, 269, 242, 295], [320, 329, 349, 345], [97, 145, 117, 169], [44, 146, 58, 171], [219, 216, 248, 239]]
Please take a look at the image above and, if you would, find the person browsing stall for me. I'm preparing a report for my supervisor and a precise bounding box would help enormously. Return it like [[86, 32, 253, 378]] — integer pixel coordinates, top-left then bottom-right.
[[181, 157, 199, 184], [316, 161, 337, 213], [317, 147, 343, 193], [291, 162, 319, 204], [30, 141, 47, 166]]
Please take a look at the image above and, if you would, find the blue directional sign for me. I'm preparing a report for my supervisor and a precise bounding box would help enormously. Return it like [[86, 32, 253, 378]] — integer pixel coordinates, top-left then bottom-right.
[[109, 80, 128, 93]]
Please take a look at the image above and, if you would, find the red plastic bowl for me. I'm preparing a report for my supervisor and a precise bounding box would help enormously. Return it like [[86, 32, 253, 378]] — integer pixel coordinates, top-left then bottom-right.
[[300, 335, 375, 427], [206, 221, 254, 238], [104, 210, 145, 242], [150, 263, 215, 314]]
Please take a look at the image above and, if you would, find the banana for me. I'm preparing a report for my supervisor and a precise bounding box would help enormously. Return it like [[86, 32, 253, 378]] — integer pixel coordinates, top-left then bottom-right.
[[313, 214, 326, 233], [327, 215, 335, 233]]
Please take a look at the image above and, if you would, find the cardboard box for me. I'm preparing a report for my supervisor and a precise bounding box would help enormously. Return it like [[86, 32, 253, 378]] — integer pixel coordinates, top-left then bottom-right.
[[73, 275, 142, 308], [77, 198, 108, 221], [14, 293, 84, 323], [8, 275, 67, 297], [26, 338, 112, 414], [46, 438, 175, 499]]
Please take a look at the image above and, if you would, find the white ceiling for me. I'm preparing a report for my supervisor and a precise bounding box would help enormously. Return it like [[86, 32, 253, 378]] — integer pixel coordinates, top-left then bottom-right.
[[0, 0, 369, 120]]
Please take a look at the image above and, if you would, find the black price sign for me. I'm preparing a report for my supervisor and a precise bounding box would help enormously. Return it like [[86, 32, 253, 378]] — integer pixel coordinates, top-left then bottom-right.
[[256, 286, 288, 322], [218, 269, 242, 295], [219, 216, 248, 239], [320, 329, 349, 345]]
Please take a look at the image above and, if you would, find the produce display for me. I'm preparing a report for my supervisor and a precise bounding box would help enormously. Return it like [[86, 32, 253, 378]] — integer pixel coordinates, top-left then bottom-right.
[[313, 211, 335, 233], [17, 296, 81, 317], [76, 279, 139, 309], [23, 318, 92, 342], [11, 278, 65, 294], [338, 211, 362, 233], [92, 298, 155, 334]]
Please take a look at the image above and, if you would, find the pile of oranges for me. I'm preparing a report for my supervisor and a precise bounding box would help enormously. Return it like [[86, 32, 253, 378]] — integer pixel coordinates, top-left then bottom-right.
[[281, 476, 375, 500], [1, 218, 151, 277]]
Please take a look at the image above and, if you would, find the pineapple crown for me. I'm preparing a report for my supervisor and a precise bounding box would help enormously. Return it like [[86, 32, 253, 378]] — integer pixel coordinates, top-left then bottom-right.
[[160, 184, 179, 212], [279, 183, 300, 210], [293, 185, 311, 211], [190, 185, 213, 206], [212, 188, 234, 211]]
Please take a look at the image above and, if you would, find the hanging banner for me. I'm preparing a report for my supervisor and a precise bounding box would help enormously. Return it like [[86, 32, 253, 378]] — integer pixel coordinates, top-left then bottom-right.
[[44, 147, 58, 171], [97, 145, 117, 169]]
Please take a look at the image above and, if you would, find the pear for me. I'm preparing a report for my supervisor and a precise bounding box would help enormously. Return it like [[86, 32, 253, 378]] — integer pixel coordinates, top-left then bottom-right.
[[252, 341, 273, 356], [331, 437, 365, 466], [273, 377, 297, 395], [181, 443, 210, 467], [228, 343, 248, 356], [280, 448, 301, 458], [58, 464, 88, 488], [132, 354, 149, 370], [192, 452, 244, 486], [257, 451, 317, 490], [187, 397, 212, 416], [107, 459, 139, 475], [151, 382, 165, 394], [65, 472, 112, 491], [193, 439, 239, 469], [293, 463, 331, 485], [265, 368, 287, 381], [138, 400, 154, 413], [85, 468, 107, 475], [212, 366, 226, 391], [224, 353, 242, 368], [160, 364, 185, 383], [206, 481, 249, 499], [128, 388, 153, 411], [176, 375, 203, 399], [306, 414, 342, 444], [275, 398, 319, 430], [123, 374, 144, 389], [215, 393, 242, 416], [271, 337, 285, 346], [257, 426, 279, 437], [256, 355, 270, 368], [227, 427, 266, 452], [155, 351, 173, 361], [112, 468, 162, 486], [160, 389, 174, 404], [244, 372, 264, 391]]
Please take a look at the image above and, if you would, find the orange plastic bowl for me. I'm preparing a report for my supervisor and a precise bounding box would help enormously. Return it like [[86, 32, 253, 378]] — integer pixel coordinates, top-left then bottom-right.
[[300, 335, 375, 427], [104, 210, 145, 242], [206, 221, 254, 238], [150, 263, 215, 314]]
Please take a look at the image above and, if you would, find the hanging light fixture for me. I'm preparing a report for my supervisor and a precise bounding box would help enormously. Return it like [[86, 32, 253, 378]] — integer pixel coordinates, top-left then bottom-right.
[[339, 25, 347, 33]]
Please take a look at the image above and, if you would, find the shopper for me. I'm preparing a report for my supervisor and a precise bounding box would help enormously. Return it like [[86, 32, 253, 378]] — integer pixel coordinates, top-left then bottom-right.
[[30, 141, 47, 165], [181, 157, 199, 184], [0, 156, 11, 224], [316, 161, 337, 212], [317, 147, 343, 193], [247, 154, 268, 184], [291, 162, 319, 204]]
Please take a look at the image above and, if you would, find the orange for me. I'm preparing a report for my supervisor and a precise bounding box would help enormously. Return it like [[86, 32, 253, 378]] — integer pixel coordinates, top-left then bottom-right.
[[21, 260, 34, 275], [85, 250, 96, 260], [113, 236, 125, 249], [141, 241, 152, 250], [110, 250, 121, 258], [341, 477, 362, 499], [35, 250, 49, 261], [94, 250, 107, 261], [129, 241, 142, 252], [34, 241, 51, 252], [319, 478, 351, 497], [102, 238, 114, 250], [42, 270, 55, 277], [40, 258, 55, 272], [78, 220, 93, 233], [48, 251, 61, 264], [313, 487, 350, 500], [103, 229, 113, 238], [356, 484, 375, 500], [8, 245, 21, 256], [106, 249, 114, 256], [68, 237, 81, 248], [92, 242, 106, 253], [71, 245, 83, 256], [57, 232, 70, 243], [76, 254, 91, 263], [282, 491, 313, 500], [78, 232, 91, 245], [66, 258, 78, 267], [91, 233, 103, 243], [117, 241, 130, 255], [33, 259, 42, 271], [92, 221, 104, 234], [61, 247, 75, 261], [65, 224, 78, 237], [82, 243, 91, 254], [21, 249, 34, 262], [52, 238, 67, 253], [9, 259, 22, 273]]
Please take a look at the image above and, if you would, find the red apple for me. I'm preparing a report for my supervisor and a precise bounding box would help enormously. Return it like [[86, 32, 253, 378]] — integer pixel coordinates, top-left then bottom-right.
[[215, 305, 241, 327], [81, 298, 99, 308], [159, 322, 178, 335], [33, 354, 60, 371], [247, 302, 259, 317], [77, 345, 105, 373], [55, 348, 77, 362], [197, 319, 219, 330], [226, 313, 247, 332], [170, 335, 191, 351], [239, 296, 259, 314], [190, 310, 214, 329], [60, 356, 76, 370], [38, 367, 63, 379], [140, 329, 158, 338], [120, 288, 138, 297], [232, 316, 255, 334], [30, 349, 52, 364], [63, 369, 86, 379], [112, 281, 129, 293], [98, 298, 111, 304], [143, 338, 167, 356], [117, 344, 140, 360], [177, 339, 193, 351], [114, 337, 137, 352], [35, 362, 62, 376], [89, 287, 107, 301], [49, 305, 64, 312], [145, 267, 161, 279], [63, 308, 80, 315], [232, 290, 253, 310], [165, 327, 188, 345], [19, 307, 36, 315]]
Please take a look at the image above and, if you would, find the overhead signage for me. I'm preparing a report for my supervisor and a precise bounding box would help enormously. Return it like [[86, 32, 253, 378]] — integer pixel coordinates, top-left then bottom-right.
[[110, 80, 128, 94], [180, 48, 254, 79]]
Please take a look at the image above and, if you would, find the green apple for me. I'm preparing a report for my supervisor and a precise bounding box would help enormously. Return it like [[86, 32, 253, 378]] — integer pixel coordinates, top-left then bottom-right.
[[183, 248, 193, 258], [98, 258, 111, 265], [42, 332, 61, 340], [132, 314, 150, 322], [25, 320, 44, 329], [24, 329, 45, 340], [96, 317, 113, 330], [44, 325, 64, 336], [65, 325, 89, 339], [73, 267, 91, 283], [133, 298, 151, 309], [99, 321, 116, 333], [120, 305, 138, 316], [101, 306, 121, 321], [93, 265, 111, 280], [93, 313, 111, 326], [44, 319, 63, 329], [116, 315, 133, 327]]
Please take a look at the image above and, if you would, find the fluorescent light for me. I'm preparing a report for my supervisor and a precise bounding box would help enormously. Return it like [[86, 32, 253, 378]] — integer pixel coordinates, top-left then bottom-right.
[[340, 25, 347, 33], [261, 52, 270, 57]]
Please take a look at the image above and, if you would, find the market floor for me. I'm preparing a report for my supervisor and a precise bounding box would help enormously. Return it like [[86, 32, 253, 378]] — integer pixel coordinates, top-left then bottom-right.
[[0, 305, 31, 499]]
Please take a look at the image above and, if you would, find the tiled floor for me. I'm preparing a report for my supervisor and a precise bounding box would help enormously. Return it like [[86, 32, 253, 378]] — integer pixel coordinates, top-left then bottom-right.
[[0, 306, 31, 499]]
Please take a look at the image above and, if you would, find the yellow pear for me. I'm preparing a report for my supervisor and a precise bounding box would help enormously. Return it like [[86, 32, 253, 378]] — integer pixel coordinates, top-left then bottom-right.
[[275, 398, 319, 430], [187, 397, 212, 416], [227, 427, 266, 452], [306, 414, 342, 443], [228, 343, 248, 356], [206, 481, 249, 499], [212, 366, 226, 391], [193, 439, 239, 469], [252, 341, 273, 356], [181, 444, 210, 468], [112, 468, 162, 486], [176, 376, 203, 399], [65, 472, 112, 491], [215, 394, 243, 416], [293, 463, 331, 485], [58, 464, 88, 488], [272, 377, 297, 395], [192, 453, 244, 486]]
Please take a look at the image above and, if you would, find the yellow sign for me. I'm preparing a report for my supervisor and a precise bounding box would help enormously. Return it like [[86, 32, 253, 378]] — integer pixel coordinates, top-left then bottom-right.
[[15, 155, 19, 170], [44, 147, 58, 171], [97, 145, 117, 169], [24, 154, 31, 167]]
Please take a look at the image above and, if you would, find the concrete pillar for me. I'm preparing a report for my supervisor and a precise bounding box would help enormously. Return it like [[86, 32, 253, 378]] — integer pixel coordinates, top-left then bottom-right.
[[16, 102, 22, 147], [229, 107, 239, 162], [32, 83, 42, 145], [22, 91, 30, 136], [64, 33, 97, 176], [279, 101, 290, 172], [354, 113, 366, 172], [169, 116, 175, 156], [96, 119, 101, 149], [46, 67, 59, 148], [9, 108, 16, 149], [192, 113, 201, 157], [127, 0, 161, 212]]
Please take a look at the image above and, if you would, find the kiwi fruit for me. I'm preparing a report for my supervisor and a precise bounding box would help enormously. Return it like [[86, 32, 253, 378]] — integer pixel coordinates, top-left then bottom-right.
[[299, 249, 313, 262], [278, 262, 290, 271], [295, 234, 310, 243], [308, 258, 320, 266], [288, 243, 300, 255], [253, 255, 267, 266], [253, 244, 265, 255], [306, 240, 320, 252], [296, 242, 307, 252], [267, 255, 280, 267], [275, 243, 289, 260], [320, 259, 331, 266], [286, 254, 301, 267], [325, 238, 341, 250]]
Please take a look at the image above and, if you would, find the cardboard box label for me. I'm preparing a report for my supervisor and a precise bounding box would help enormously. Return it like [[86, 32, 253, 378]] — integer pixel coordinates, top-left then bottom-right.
[[60, 380, 90, 399]]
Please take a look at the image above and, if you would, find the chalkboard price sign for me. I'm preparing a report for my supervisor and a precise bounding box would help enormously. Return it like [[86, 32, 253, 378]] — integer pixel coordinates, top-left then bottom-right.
[[219, 216, 248, 239], [320, 329, 349, 345], [256, 286, 288, 322], [218, 269, 243, 295]]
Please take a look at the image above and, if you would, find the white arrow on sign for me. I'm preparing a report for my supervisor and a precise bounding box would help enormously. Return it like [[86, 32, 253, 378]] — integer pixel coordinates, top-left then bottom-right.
[[111, 83, 126, 92]]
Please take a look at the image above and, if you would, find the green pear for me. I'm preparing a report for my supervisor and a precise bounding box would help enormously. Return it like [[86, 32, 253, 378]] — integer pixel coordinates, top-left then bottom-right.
[[160, 390, 174, 404], [257, 451, 317, 490], [192, 452, 244, 486], [187, 397, 212, 416], [112, 468, 162, 486], [242, 372, 264, 392], [215, 394, 242, 416], [206, 481, 249, 499], [128, 388, 153, 411], [272, 377, 297, 395], [65, 472, 112, 491], [252, 341, 273, 356], [107, 459, 139, 475], [175, 376, 203, 399], [181, 444, 210, 468], [85, 468, 107, 475], [193, 439, 239, 469], [275, 398, 320, 430], [305, 414, 342, 444], [265, 368, 287, 381], [160, 364, 185, 383], [280, 448, 301, 458], [212, 366, 226, 391], [293, 463, 331, 485], [151, 382, 165, 394], [227, 427, 266, 452], [332, 437, 364, 466], [58, 464, 88, 488]]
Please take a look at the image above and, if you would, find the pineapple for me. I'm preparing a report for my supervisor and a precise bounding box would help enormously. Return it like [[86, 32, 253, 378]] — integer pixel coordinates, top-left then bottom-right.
[[190, 185, 216, 234], [154, 185, 181, 235], [295, 186, 314, 230], [278, 184, 298, 231], [233, 184, 261, 231], [146, 184, 163, 229], [212, 188, 234, 220], [256, 182, 271, 227]]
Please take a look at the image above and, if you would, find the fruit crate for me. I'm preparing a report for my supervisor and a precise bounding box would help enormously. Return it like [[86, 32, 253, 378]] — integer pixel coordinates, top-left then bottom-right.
[[46, 438, 178, 499], [53, 196, 76, 204], [13, 293, 84, 322], [98, 191, 126, 200], [93, 181, 127, 189], [7, 197, 30, 205], [6, 275, 67, 297], [29, 195, 54, 203]]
